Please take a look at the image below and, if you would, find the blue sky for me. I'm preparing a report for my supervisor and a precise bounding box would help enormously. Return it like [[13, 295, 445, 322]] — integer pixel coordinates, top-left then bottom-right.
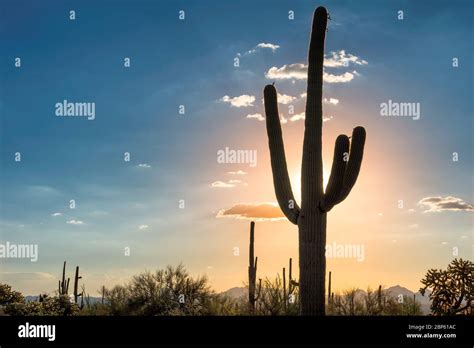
[[1, 0, 472, 295]]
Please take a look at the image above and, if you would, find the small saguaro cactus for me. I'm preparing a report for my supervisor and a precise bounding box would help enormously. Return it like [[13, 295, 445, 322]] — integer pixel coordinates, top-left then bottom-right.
[[58, 261, 70, 295], [328, 271, 332, 305], [264, 6, 366, 315], [288, 258, 299, 296], [73, 266, 82, 304], [377, 284, 382, 312], [248, 221, 262, 313], [283, 258, 298, 309]]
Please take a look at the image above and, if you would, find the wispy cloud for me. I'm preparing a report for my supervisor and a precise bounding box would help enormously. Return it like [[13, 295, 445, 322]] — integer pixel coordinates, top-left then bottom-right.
[[221, 95, 255, 107], [418, 196, 474, 212], [216, 203, 286, 221], [265, 63, 307, 80], [299, 93, 339, 105], [238, 42, 280, 56], [51, 212, 62, 217], [227, 170, 247, 175], [323, 71, 356, 83], [26, 185, 61, 196], [256, 42, 280, 51], [66, 219, 84, 225], [277, 93, 296, 104], [289, 112, 305, 122], [323, 97, 339, 105], [138, 224, 149, 230], [265, 50, 367, 83], [288, 112, 333, 122], [137, 163, 151, 168], [212, 181, 235, 188], [324, 50, 368, 67], [211, 180, 247, 188], [246, 113, 265, 121], [266, 64, 358, 83]]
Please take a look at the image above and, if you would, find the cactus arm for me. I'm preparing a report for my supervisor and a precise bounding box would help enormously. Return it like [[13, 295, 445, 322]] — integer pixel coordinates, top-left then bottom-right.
[[255, 278, 262, 301], [301, 7, 328, 212], [320, 135, 349, 212], [264, 85, 300, 224], [334, 126, 366, 204]]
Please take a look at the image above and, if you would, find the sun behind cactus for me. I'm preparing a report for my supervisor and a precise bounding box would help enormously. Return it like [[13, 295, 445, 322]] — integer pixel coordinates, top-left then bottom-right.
[[263, 6, 367, 315]]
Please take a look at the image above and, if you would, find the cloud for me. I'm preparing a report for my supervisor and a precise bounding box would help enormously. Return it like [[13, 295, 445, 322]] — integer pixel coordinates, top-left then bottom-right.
[[265, 63, 307, 80], [288, 113, 333, 122], [216, 203, 286, 221], [228, 179, 243, 184], [138, 224, 149, 230], [277, 93, 297, 104], [323, 115, 333, 122], [227, 170, 247, 175], [289, 112, 305, 122], [265, 49, 367, 83], [256, 42, 280, 52], [299, 93, 339, 105], [211, 181, 235, 188], [324, 50, 368, 68], [323, 97, 339, 105], [323, 71, 356, 83], [66, 219, 84, 225], [51, 212, 62, 217], [239, 42, 280, 56], [137, 164, 151, 168], [246, 113, 265, 121], [211, 180, 248, 188], [221, 95, 255, 107], [266, 64, 358, 83], [418, 196, 474, 212], [26, 185, 61, 196]]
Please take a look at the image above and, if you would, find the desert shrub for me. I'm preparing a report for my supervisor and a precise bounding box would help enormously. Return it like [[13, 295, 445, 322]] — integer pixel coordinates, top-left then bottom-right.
[[103, 264, 215, 316]]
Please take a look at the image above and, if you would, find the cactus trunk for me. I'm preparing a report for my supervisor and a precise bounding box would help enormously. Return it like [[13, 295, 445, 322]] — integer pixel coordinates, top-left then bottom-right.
[[59, 261, 68, 295], [328, 271, 332, 305], [264, 6, 366, 316], [248, 221, 261, 313], [282, 267, 287, 310], [73, 266, 82, 304], [299, 215, 326, 314]]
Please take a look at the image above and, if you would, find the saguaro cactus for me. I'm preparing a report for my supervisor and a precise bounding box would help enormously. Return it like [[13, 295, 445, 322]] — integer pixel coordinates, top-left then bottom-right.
[[248, 221, 262, 313], [58, 261, 70, 296], [73, 266, 82, 304], [264, 6, 366, 315], [328, 271, 332, 305], [283, 258, 298, 309]]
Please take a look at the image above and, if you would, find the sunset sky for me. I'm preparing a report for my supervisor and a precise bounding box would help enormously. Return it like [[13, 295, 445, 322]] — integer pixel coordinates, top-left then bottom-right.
[[1, 0, 472, 296]]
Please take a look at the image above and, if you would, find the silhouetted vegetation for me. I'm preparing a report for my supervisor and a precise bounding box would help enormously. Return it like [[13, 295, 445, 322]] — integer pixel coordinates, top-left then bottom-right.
[[328, 287, 422, 316], [263, 6, 366, 315], [420, 258, 473, 315], [1, 259, 471, 316]]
